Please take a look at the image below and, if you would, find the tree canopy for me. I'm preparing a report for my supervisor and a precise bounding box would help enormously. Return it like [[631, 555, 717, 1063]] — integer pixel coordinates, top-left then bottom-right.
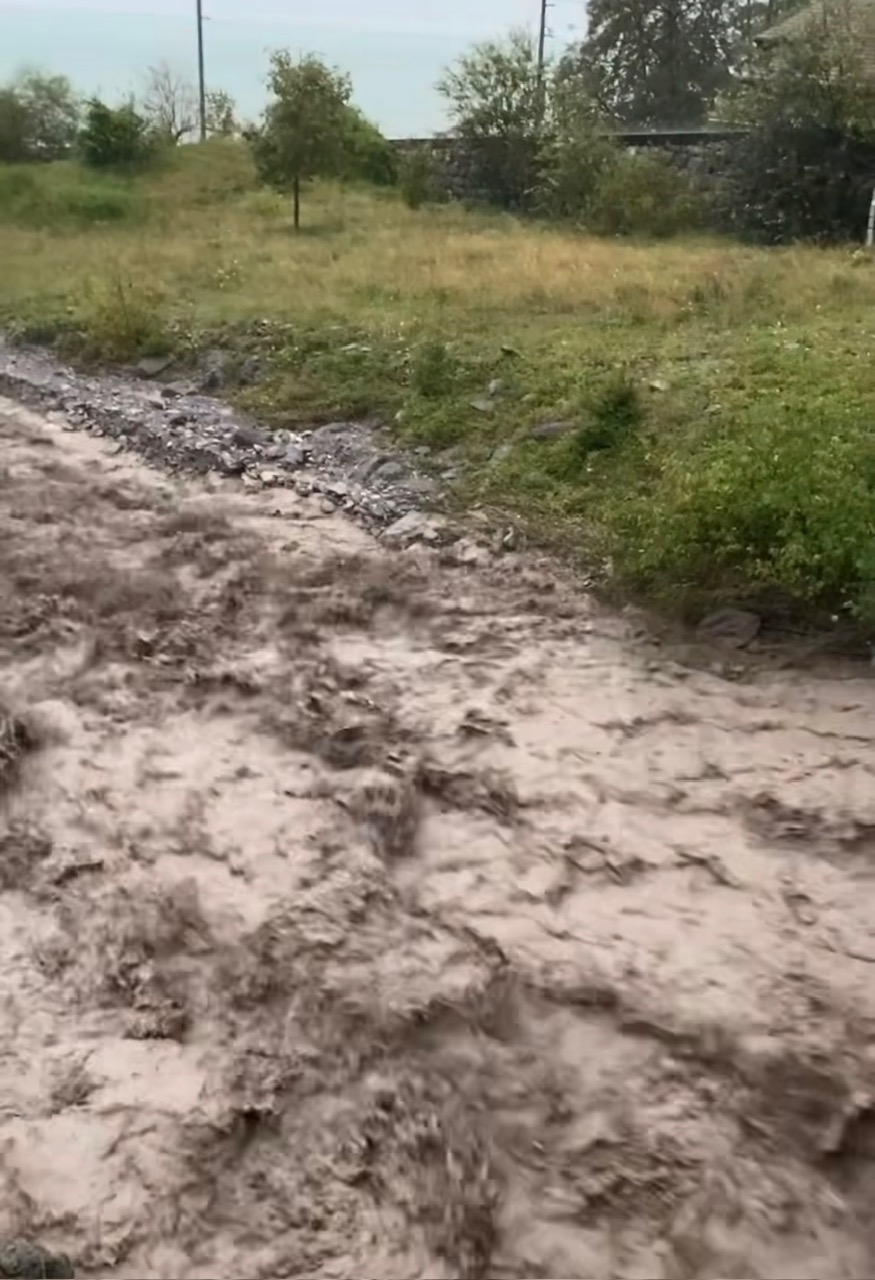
[[252, 52, 353, 228]]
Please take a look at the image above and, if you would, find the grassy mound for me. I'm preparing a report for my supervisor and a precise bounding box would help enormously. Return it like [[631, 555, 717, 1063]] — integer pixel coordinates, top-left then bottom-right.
[[2, 142, 875, 621]]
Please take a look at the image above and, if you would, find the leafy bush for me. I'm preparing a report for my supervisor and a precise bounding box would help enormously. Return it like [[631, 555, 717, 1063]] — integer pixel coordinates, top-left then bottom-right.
[[0, 91, 31, 163], [0, 163, 139, 227], [536, 67, 615, 219], [604, 392, 875, 617], [719, 1, 875, 242], [80, 99, 153, 169], [0, 72, 80, 163], [398, 147, 446, 209], [81, 272, 170, 359], [586, 151, 705, 238], [576, 374, 643, 453], [410, 340, 458, 397], [338, 107, 396, 186], [438, 30, 544, 209]]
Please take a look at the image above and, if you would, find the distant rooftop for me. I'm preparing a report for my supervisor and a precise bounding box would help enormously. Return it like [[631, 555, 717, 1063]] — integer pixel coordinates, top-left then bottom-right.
[[758, 0, 875, 52]]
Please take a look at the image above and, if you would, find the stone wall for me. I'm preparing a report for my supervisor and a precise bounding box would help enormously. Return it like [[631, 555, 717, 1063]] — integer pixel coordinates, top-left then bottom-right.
[[391, 130, 745, 202]]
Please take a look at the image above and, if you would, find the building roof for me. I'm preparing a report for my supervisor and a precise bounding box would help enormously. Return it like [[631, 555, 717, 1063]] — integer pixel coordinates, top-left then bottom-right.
[[758, 0, 875, 45], [756, 0, 875, 81]]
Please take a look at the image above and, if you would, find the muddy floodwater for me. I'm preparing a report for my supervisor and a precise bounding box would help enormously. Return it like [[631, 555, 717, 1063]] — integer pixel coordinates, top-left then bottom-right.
[[2, 396, 875, 1279]]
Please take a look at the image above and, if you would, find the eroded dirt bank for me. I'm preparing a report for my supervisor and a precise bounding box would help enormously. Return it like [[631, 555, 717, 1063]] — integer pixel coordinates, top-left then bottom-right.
[[3, 397, 875, 1279]]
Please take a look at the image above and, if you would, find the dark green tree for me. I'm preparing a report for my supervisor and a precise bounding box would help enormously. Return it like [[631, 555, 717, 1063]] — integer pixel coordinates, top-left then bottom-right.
[[337, 105, 397, 185], [719, 0, 875, 240], [79, 98, 153, 168], [0, 70, 80, 162], [437, 29, 545, 207], [252, 51, 352, 229], [572, 0, 739, 126]]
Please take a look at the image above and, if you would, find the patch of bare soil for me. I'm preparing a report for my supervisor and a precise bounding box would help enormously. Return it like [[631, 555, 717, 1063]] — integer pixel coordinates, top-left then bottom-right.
[[4, 397, 875, 1279]]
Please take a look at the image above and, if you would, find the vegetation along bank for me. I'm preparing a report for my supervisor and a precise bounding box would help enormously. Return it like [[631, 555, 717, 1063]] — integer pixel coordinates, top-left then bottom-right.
[[3, 2, 875, 629]]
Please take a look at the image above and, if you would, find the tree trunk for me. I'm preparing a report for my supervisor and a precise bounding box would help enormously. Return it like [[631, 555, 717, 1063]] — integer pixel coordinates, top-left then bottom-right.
[[293, 173, 300, 230]]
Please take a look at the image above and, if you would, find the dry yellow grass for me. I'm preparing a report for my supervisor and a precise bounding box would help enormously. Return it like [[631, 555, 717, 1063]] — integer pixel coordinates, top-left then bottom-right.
[[3, 144, 875, 619], [1, 148, 871, 336]]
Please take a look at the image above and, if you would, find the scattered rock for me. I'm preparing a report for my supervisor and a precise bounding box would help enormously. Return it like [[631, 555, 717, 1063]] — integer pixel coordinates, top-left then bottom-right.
[[135, 355, 174, 379], [649, 378, 670, 393], [697, 608, 761, 649], [238, 355, 261, 385], [0, 1240, 74, 1278], [488, 378, 506, 396], [369, 460, 405, 485], [382, 510, 446, 546], [0, 345, 444, 533], [449, 537, 489, 567], [232, 422, 268, 448], [161, 379, 195, 398], [470, 397, 495, 414], [398, 473, 439, 499], [198, 349, 228, 393], [500, 343, 521, 358], [530, 420, 574, 441], [280, 442, 305, 469], [490, 441, 514, 465]]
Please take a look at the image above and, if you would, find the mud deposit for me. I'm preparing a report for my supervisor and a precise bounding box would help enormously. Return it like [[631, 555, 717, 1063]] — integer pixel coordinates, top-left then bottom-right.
[[4, 397, 875, 1279]]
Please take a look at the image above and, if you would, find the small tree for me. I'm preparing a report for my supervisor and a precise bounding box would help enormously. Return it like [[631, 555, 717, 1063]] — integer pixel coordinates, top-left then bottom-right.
[[0, 70, 80, 162], [142, 62, 198, 144], [438, 29, 544, 208], [252, 51, 352, 229], [205, 88, 239, 138], [438, 32, 613, 214], [538, 68, 616, 218], [80, 98, 153, 168], [0, 89, 32, 162]]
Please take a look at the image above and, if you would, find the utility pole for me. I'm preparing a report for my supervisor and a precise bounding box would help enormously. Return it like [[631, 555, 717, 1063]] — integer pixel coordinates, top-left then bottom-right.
[[196, 0, 207, 142], [537, 0, 550, 121], [537, 0, 549, 79]]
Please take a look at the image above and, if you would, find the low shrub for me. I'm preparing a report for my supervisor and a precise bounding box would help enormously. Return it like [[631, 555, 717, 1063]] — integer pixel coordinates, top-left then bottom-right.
[[585, 152, 706, 238], [80, 271, 171, 360], [399, 147, 445, 209], [80, 99, 154, 169], [339, 107, 397, 186], [603, 393, 875, 617], [410, 340, 458, 398], [0, 163, 140, 227]]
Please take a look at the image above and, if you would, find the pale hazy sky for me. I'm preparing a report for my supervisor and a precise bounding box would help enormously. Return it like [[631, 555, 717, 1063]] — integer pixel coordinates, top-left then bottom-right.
[[1, 0, 584, 133], [2, 0, 584, 37]]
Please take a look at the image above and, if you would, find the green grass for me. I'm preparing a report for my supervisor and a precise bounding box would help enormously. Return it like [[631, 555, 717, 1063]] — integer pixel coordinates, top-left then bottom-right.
[[3, 139, 875, 622]]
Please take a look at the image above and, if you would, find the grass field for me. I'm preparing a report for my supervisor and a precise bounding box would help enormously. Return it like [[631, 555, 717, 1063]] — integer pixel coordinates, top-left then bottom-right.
[[3, 141, 875, 621]]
